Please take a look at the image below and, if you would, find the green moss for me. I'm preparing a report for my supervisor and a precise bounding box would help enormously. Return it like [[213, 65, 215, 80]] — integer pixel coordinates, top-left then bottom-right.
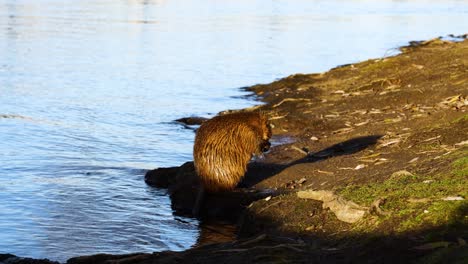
[[341, 172, 466, 209], [452, 155, 468, 178], [398, 201, 467, 234], [339, 151, 468, 236], [450, 114, 468, 124]]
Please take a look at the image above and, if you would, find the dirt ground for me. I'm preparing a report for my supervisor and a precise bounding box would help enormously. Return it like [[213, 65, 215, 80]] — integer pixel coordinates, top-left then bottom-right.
[[5, 37, 466, 264]]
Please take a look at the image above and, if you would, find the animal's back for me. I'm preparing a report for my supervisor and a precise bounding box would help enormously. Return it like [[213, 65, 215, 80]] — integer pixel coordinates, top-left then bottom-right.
[[193, 112, 267, 192]]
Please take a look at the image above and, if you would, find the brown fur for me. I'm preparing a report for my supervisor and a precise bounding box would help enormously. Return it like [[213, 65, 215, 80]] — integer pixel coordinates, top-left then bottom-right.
[[193, 111, 271, 192]]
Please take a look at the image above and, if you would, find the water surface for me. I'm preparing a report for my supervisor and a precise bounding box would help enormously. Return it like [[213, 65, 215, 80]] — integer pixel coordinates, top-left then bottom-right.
[[1, 0, 467, 261]]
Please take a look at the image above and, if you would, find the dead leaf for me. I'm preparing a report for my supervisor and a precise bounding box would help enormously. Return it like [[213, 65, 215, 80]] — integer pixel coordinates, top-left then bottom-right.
[[441, 196, 464, 201], [374, 158, 390, 165], [408, 198, 431, 203], [455, 140, 468, 146], [354, 164, 366, 170], [354, 120, 370, 126], [317, 170, 334, 175], [296, 178, 307, 184], [369, 109, 383, 114], [360, 153, 381, 159], [332, 127, 354, 134], [422, 135, 441, 142], [332, 90, 345, 94], [379, 139, 401, 147], [291, 146, 308, 155]]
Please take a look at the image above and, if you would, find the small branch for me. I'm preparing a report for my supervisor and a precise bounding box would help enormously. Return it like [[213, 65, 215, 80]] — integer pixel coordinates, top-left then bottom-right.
[[273, 98, 311, 108], [370, 198, 389, 216]]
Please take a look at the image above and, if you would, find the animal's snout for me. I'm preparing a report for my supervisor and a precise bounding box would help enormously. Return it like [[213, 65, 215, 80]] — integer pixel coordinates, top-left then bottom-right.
[[262, 141, 271, 152]]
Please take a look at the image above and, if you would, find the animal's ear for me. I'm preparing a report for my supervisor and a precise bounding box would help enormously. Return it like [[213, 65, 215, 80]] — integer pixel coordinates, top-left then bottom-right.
[[258, 110, 269, 122], [258, 110, 272, 136]]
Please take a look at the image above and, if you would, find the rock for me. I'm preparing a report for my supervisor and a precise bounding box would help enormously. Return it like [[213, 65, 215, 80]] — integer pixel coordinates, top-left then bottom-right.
[[144, 166, 180, 188], [67, 253, 152, 264], [0, 254, 59, 264], [457, 238, 467, 246], [390, 170, 413, 179], [145, 162, 275, 220], [145, 162, 201, 216], [174, 116, 208, 126], [166, 162, 200, 216], [297, 190, 367, 223]]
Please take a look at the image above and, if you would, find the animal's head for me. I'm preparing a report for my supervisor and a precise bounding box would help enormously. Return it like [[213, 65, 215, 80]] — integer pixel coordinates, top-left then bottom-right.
[[259, 112, 272, 152]]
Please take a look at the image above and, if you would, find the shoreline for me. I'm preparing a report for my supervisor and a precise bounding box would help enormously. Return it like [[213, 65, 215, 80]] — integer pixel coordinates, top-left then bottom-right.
[[3, 36, 467, 264]]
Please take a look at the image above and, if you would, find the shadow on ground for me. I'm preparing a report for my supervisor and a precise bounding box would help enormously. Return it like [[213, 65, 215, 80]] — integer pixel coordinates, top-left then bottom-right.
[[64, 202, 467, 263], [241, 135, 382, 187]]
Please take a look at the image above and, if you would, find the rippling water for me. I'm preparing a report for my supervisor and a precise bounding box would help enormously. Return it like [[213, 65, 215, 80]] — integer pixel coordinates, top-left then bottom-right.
[[1, 0, 467, 262]]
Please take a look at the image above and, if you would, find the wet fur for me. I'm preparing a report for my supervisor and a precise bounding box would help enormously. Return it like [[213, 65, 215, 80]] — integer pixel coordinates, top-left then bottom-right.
[[193, 112, 271, 192]]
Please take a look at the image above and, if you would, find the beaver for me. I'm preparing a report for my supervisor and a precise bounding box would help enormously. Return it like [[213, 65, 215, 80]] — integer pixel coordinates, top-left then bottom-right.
[[192, 111, 272, 214]]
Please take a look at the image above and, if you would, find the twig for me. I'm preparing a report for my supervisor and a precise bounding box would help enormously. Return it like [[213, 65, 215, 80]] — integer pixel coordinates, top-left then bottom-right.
[[370, 198, 389, 216], [258, 200, 282, 214], [273, 98, 311, 108]]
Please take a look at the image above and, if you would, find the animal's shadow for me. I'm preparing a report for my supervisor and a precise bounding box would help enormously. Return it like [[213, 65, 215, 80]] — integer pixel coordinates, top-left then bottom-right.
[[240, 135, 383, 188]]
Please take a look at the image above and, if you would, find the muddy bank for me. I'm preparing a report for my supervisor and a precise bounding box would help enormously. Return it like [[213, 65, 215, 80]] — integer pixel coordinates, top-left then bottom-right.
[[77, 37, 467, 263], [8, 37, 468, 263]]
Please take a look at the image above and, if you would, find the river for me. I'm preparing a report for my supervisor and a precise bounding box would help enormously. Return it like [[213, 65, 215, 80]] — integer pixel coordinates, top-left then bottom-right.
[[0, 0, 466, 261]]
